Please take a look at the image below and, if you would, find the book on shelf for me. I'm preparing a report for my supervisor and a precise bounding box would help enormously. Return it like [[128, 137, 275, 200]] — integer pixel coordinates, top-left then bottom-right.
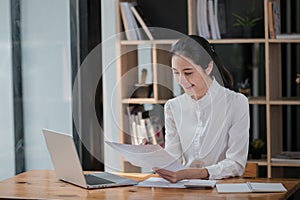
[[144, 118, 157, 144], [208, 0, 217, 39], [130, 5, 154, 40], [119, 2, 144, 40], [213, 0, 221, 39], [127, 105, 165, 147], [127, 105, 142, 144], [268, 1, 275, 39], [197, 0, 210, 39], [275, 33, 300, 39], [130, 120, 139, 145], [217, 0, 226, 36], [271, 151, 300, 163], [272, 1, 281, 38], [271, 158, 300, 164], [149, 115, 165, 147], [137, 118, 148, 143], [119, 2, 138, 40], [197, 0, 221, 39]]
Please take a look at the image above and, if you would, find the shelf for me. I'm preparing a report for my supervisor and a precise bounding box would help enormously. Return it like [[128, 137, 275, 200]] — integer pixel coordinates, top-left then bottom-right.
[[271, 162, 300, 167], [122, 98, 168, 104], [116, 0, 300, 178], [247, 159, 268, 166], [248, 96, 267, 105], [120, 39, 178, 45], [120, 38, 267, 45], [208, 38, 266, 44], [268, 39, 300, 43], [123, 96, 271, 105], [248, 159, 300, 167], [270, 97, 300, 105]]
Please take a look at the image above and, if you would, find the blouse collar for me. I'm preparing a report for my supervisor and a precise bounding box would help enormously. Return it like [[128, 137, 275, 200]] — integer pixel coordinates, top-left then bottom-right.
[[186, 78, 223, 107]]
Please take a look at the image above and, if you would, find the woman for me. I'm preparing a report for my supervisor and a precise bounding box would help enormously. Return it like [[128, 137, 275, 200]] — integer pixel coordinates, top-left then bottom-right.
[[152, 35, 249, 182]]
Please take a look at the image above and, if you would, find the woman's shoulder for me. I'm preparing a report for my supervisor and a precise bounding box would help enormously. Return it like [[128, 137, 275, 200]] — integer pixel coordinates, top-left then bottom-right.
[[224, 89, 249, 122], [225, 88, 249, 107], [165, 94, 187, 107]]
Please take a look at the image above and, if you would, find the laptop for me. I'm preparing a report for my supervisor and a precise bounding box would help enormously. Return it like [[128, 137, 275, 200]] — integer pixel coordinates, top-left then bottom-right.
[[43, 128, 138, 189]]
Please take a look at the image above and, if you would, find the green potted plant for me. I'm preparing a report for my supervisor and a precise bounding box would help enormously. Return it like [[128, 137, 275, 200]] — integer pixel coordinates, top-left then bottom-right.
[[238, 79, 251, 97], [251, 139, 265, 159], [232, 2, 261, 37]]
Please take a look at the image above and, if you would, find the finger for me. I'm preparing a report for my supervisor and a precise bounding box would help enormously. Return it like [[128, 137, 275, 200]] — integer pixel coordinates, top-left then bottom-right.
[[152, 167, 158, 171]]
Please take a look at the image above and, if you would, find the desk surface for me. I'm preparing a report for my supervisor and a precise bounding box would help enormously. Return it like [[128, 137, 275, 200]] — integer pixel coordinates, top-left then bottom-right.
[[0, 170, 300, 200]]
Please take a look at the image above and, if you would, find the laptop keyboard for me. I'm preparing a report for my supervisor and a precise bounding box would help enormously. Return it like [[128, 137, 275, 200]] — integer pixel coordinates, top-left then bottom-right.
[[84, 174, 114, 185]]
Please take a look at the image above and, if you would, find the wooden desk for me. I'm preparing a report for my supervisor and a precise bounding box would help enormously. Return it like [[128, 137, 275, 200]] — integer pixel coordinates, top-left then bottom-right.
[[0, 170, 299, 200]]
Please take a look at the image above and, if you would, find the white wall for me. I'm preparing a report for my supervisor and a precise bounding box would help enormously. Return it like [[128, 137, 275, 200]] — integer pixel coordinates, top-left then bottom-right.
[[102, 0, 122, 171], [21, 0, 72, 170], [1, 0, 126, 178], [0, 0, 72, 180], [0, 0, 15, 181]]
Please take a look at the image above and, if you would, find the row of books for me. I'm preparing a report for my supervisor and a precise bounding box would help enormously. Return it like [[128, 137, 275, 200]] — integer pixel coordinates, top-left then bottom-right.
[[119, 2, 153, 40], [197, 0, 221, 40], [271, 151, 300, 164], [119, 0, 222, 40], [268, 1, 281, 39], [127, 106, 164, 147], [268, 1, 300, 39], [120, 1, 300, 41]]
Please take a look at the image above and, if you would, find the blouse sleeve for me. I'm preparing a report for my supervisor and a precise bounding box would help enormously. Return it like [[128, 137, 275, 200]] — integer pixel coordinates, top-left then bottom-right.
[[164, 100, 183, 161], [206, 94, 250, 179]]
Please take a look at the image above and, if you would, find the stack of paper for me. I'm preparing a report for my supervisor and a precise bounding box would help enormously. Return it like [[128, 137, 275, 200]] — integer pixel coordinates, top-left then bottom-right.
[[137, 177, 218, 189]]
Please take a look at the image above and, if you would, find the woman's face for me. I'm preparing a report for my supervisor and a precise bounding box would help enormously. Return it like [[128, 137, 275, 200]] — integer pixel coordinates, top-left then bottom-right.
[[172, 54, 212, 100]]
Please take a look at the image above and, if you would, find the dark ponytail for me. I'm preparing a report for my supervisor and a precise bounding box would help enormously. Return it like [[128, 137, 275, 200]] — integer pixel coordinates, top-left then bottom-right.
[[171, 35, 233, 89]]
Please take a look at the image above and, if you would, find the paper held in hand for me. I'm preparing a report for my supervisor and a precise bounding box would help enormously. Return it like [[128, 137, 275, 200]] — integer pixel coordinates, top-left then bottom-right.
[[105, 141, 185, 172]]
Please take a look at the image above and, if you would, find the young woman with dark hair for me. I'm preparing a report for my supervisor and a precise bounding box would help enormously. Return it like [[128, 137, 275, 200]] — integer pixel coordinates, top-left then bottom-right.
[[150, 35, 250, 182]]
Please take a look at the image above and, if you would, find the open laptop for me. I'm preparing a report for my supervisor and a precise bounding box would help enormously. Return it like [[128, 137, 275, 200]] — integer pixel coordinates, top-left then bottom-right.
[[42, 128, 138, 189]]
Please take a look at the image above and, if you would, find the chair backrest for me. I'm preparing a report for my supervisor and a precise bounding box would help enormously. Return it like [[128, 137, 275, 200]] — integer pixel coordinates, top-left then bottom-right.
[[242, 162, 258, 178]]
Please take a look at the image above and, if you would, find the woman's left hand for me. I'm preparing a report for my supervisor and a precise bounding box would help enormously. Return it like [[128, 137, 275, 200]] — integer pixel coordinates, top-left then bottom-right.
[[152, 168, 186, 183], [152, 167, 209, 183]]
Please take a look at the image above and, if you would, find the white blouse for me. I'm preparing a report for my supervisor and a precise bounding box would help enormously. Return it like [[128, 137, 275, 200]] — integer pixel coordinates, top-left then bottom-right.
[[164, 79, 250, 179]]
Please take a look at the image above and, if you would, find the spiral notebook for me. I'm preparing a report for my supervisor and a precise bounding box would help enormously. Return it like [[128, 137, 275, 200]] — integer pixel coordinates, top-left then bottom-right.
[[216, 182, 287, 193]]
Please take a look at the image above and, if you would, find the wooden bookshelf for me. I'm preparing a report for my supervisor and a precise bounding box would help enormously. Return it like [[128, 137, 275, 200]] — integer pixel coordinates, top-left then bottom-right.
[[115, 0, 300, 176]]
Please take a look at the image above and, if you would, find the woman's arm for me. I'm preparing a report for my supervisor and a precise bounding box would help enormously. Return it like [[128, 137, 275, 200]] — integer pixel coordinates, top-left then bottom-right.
[[206, 93, 250, 179], [164, 101, 183, 160]]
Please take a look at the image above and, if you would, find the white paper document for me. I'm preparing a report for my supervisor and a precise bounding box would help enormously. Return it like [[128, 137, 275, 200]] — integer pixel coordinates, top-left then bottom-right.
[[138, 177, 187, 188], [184, 179, 218, 188], [137, 177, 218, 189], [249, 182, 287, 192], [216, 182, 287, 193], [105, 141, 186, 171], [216, 183, 251, 193]]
